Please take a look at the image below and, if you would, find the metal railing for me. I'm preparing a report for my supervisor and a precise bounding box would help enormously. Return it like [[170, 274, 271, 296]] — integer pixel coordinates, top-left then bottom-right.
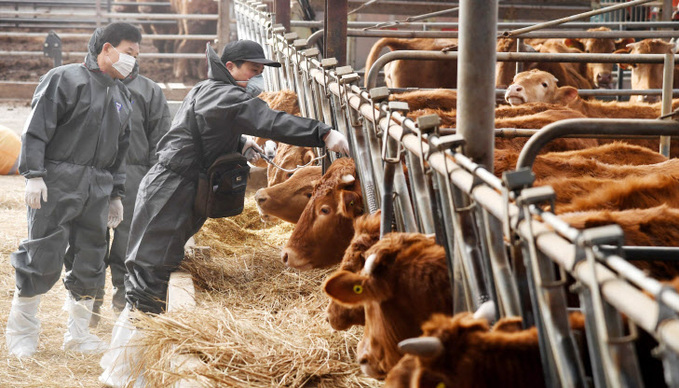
[[236, 1, 679, 387]]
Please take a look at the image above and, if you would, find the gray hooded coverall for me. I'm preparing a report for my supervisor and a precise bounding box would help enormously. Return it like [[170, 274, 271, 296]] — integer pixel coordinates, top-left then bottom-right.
[[12, 28, 131, 299], [124, 44, 332, 314], [63, 62, 171, 310]]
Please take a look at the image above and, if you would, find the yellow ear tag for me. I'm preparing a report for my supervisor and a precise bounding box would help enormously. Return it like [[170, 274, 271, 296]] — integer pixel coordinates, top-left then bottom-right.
[[353, 284, 363, 294], [436, 383, 446, 388]]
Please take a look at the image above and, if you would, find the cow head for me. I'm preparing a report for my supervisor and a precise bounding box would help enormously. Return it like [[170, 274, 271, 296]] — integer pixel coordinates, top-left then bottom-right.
[[267, 144, 317, 187], [564, 27, 634, 89], [325, 211, 381, 331], [617, 39, 678, 103], [254, 166, 321, 223], [281, 158, 363, 270], [323, 233, 450, 379], [505, 69, 579, 106]]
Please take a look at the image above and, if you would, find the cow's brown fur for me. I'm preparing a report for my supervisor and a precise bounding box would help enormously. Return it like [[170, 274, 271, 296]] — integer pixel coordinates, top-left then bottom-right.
[[364, 38, 458, 88], [326, 212, 381, 331], [254, 166, 321, 223], [266, 143, 317, 187], [558, 173, 679, 213], [170, 0, 216, 80], [281, 158, 364, 270], [384, 313, 545, 388], [390, 89, 457, 111], [617, 38, 679, 103], [250, 90, 303, 169], [494, 145, 679, 180], [559, 205, 679, 279], [323, 233, 451, 379]]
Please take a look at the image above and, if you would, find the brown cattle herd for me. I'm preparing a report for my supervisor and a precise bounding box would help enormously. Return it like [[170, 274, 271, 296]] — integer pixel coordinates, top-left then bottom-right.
[[236, 32, 679, 386]]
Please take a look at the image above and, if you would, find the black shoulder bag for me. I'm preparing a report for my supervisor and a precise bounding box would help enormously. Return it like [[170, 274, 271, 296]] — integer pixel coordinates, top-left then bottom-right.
[[190, 107, 250, 218]]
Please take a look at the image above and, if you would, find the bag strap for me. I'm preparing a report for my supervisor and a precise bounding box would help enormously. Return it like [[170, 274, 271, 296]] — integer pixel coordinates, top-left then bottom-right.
[[188, 101, 209, 172]]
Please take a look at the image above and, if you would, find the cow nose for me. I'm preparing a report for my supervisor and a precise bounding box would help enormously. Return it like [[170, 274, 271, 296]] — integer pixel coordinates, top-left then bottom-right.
[[596, 73, 612, 87], [281, 249, 289, 264]]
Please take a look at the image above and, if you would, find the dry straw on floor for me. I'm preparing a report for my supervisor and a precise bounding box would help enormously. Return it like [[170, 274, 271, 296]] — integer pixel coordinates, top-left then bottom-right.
[[133, 197, 382, 387]]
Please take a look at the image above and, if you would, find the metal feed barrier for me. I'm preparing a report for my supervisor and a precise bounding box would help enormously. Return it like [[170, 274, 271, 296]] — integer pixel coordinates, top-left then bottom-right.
[[236, 1, 679, 387]]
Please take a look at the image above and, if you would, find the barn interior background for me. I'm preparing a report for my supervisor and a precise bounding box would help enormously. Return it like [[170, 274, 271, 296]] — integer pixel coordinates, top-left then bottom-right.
[[1, 0, 679, 387]]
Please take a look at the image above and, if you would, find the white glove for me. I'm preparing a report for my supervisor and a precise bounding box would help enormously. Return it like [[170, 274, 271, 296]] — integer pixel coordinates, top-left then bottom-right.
[[264, 140, 277, 159], [25, 177, 48, 209], [242, 136, 263, 164], [108, 197, 123, 229], [324, 130, 350, 155]]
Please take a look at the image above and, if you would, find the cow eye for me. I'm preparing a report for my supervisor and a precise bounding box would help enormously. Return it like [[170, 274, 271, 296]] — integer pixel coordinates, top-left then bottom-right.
[[287, 173, 294, 178], [320, 206, 331, 215], [541, 82, 548, 88], [306, 193, 312, 198]]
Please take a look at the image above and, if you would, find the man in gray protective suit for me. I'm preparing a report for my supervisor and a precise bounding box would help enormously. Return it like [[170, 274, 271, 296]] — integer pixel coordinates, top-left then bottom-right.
[[6, 22, 140, 358], [63, 58, 172, 328], [98, 39, 349, 387]]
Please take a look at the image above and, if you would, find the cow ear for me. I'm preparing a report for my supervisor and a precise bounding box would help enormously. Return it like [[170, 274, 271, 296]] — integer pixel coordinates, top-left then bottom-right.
[[555, 86, 579, 104], [323, 270, 372, 305], [338, 190, 363, 218], [302, 149, 315, 165], [614, 38, 635, 51], [564, 38, 583, 51]]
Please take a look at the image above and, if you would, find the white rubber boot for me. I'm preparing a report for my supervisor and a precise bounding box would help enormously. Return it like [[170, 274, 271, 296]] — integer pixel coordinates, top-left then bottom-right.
[[99, 305, 145, 388], [63, 296, 108, 354], [6, 291, 41, 358]]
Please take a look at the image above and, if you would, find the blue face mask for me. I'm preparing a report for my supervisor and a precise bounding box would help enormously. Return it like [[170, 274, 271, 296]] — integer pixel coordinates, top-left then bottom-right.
[[246, 74, 265, 97]]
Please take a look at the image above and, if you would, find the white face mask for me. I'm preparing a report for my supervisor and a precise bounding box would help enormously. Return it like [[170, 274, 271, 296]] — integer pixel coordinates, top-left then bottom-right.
[[246, 74, 264, 97], [109, 47, 136, 78]]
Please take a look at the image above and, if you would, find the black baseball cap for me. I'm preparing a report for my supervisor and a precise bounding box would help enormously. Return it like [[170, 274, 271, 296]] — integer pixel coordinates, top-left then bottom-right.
[[220, 40, 281, 67]]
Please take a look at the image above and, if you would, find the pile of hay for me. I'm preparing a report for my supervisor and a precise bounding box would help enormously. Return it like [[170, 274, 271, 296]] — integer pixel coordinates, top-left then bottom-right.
[[133, 196, 381, 387]]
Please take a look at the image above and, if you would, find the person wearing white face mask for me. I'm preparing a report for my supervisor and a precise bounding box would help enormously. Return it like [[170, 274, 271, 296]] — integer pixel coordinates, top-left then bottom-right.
[[6, 22, 141, 358]]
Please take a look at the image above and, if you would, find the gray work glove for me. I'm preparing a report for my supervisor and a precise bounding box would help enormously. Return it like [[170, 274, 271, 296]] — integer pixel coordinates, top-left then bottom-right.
[[324, 130, 350, 155], [108, 197, 123, 228], [242, 136, 263, 164], [25, 177, 47, 209]]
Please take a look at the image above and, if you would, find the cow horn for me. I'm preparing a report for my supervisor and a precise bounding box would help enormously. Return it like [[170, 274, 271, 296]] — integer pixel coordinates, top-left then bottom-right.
[[341, 174, 355, 184], [398, 337, 444, 358], [362, 253, 377, 275], [472, 300, 496, 322]]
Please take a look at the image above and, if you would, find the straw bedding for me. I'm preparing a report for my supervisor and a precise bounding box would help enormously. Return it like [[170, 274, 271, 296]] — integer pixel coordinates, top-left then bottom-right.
[[132, 196, 382, 387]]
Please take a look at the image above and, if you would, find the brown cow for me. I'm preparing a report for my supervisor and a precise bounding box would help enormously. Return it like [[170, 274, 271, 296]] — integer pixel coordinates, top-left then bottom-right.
[[266, 143, 317, 187], [553, 173, 679, 214], [504, 69, 663, 118], [497, 30, 633, 90], [364, 38, 458, 88], [384, 313, 545, 388], [323, 232, 452, 379], [254, 166, 321, 223], [561, 27, 634, 89], [495, 147, 679, 181], [617, 38, 679, 103], [281, 158, 364, 270], [326, 212, 381, 331], [389, 89, 457, 111], [385, 312, 588, 388], [559, 205, 679, 280], [112, 0, 178, 54], [251, 90, 303, 169], [170, 0, 216, 80]]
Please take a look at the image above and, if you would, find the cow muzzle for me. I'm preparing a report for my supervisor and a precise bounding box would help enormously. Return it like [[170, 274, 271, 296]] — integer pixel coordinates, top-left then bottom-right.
[[595, 72, 613, 89], [504, 84, 526, 106], [280, 247, 313, 270]]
